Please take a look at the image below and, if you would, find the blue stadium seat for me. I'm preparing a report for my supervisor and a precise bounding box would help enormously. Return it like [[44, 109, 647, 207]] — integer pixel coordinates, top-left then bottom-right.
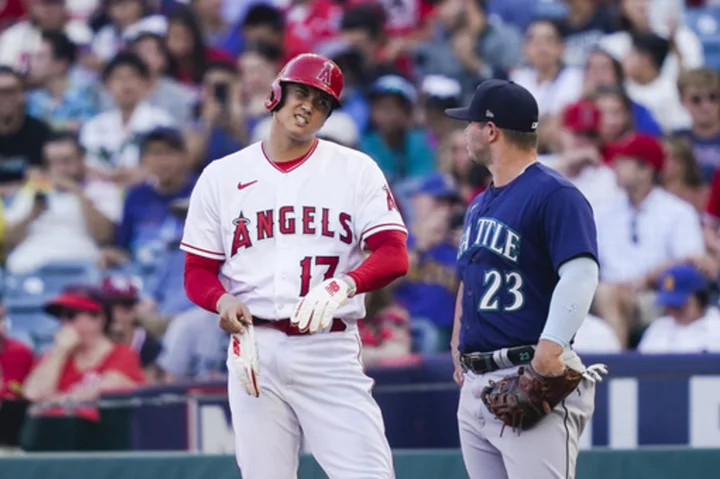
[[35, 260, 102, 295], [685, 7, 720, 70], [5, 300, 58, 352]]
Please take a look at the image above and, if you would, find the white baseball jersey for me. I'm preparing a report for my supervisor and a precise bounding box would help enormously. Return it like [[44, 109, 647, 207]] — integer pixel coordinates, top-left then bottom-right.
[[180, 139, 407, 321]]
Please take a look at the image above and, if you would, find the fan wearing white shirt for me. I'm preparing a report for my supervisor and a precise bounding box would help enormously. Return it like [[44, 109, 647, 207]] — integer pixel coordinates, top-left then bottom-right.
[[2, 132, 122, 274], [593, 133, 706, 348], [79, 52, 175, 188], [638, 264, 720, 353], [622, 32, 691, 132]]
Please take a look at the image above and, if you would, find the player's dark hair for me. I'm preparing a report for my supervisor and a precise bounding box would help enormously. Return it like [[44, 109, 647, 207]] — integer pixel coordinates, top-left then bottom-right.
[[242, 4, 284, 32], [501, 129, 538, 151], [341, 4, 385, 39], [102, 51, 150, 82], [42, 31, 77, 65]]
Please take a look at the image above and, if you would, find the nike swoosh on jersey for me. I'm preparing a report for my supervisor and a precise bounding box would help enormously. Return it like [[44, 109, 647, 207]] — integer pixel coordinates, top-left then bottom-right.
[[237, 180, 258, 190]]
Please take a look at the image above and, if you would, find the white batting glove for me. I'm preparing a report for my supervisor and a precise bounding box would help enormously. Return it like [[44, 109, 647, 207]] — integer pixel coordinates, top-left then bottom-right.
[[581, 363, 608, 384], [291, 277, 355, 333], [230, 327, 260, 397]]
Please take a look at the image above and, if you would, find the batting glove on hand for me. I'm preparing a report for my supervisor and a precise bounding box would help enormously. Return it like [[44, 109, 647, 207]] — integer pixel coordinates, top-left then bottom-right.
[[581, 363, 608, 384], [291, 277, 354, 333], [229, 327, 260, 397]]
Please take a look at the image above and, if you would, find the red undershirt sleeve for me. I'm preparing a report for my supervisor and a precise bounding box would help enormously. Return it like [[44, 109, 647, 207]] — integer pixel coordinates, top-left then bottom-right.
[[346, 230, 409, 294], [184, 252, 226, 313]]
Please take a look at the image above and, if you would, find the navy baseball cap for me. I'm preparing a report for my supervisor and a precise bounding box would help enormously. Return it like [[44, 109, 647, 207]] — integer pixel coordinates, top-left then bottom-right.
[[445, 79, 539, 133], [656, 265, 707, 308]]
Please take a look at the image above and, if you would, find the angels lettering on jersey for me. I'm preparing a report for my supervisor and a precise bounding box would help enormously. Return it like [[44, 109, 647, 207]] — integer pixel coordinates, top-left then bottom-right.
[[231, 207, 353, 256]]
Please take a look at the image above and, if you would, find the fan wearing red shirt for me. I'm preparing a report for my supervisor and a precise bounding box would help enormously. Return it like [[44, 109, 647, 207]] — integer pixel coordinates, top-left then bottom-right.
[[283, 0, 345, 62], [23, 285, 144, 421], [0, 305, 34, 400]]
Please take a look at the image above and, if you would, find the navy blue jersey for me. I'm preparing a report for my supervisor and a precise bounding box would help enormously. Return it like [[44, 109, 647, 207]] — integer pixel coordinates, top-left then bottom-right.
[[457, 163, 598, 353]]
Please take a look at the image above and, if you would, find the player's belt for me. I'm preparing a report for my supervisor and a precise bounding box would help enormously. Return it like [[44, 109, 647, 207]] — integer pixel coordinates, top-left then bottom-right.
[[460, 345, 535, 375], [252, 317, 347, 335]]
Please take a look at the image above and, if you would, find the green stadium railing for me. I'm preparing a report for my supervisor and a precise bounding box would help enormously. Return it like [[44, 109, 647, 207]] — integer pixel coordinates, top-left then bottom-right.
[[1, 448, 720, 479]]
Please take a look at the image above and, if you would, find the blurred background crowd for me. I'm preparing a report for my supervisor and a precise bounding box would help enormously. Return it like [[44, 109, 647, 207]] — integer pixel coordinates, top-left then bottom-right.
[[2, 0, 720, 443]]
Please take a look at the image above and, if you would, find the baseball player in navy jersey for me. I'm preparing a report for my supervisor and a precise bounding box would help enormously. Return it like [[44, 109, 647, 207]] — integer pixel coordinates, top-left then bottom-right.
[[445, 79, 608, 479], [181, 53, 408, 478]]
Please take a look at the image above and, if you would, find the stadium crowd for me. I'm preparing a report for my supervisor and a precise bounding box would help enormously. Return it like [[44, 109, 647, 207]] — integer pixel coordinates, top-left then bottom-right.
[[2, 0, 720, 432]]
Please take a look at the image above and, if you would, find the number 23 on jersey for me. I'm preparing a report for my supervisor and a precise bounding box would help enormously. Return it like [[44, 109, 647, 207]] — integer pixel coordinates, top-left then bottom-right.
[[478, 269, 525, 312]]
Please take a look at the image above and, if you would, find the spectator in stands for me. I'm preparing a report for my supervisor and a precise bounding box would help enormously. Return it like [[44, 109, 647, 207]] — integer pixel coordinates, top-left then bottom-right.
[[339, 4, 395, 80], [581, 48, 662, 137], [26, 32, 97, 132], [0, 302, 34, 400], [558, 0, 615, 68], [3, 132, 122, 274], [323, 45, 371, 133], [675, 67, 720, 182], [661, 134, 707, 213], [593, 133, 706, 348], [359, 75, 435, 185], [157, 307, 227, 382], [437, 127, 490, 205], [623, 32, 691, 133], [418, 75, 462, 150], [165, 4, 231, 88], [0, 67, 51, 187], [22, 285, 144, 418], [0, 0, 71, 72], [91, 0, 148, 65], [359, 289, 412, 366], [241, 4, 284, 50], [416, 0, 522, 101], [80, 52, 175, 187], [100, 127, 195, 275], [510, 19, 583, 118], [101, 275, 162, 382], [595, 86, 637, 151], [638, 264, 720, 353], [185, 61, 248, 169], [124, 32, 197, 128], [238, 41, 282, 135], [550, 100, 621, 211], [392, 173, 460, 352], [190, 0, 242, 58], [599, 0, 704, 83]]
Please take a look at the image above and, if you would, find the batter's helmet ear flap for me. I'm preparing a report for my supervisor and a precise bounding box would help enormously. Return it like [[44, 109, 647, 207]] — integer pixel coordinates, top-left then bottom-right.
[[264, 78, 283, 112]]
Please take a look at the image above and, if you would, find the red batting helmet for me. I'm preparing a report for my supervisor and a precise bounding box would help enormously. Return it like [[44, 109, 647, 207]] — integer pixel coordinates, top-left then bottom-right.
[[264, 53, 344, 112]]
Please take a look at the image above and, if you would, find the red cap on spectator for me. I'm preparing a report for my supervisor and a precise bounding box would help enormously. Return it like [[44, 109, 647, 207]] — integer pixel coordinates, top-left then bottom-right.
[[563, 100, 601, 134], [101, 275, 140, 304], [606, 133, 665, 171]]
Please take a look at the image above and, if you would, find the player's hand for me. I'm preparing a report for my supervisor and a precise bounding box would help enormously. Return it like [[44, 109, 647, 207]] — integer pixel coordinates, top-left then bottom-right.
[[291, 277, 354, 334], [452, 350, 464, 386], [230, 328, 260, 397], [216, 293, 253, 334], [531, 339, 566, 377]]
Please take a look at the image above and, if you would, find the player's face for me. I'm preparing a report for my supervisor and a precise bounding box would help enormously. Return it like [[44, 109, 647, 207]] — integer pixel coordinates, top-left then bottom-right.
[[276, 83, 333, 140], [465, 122, 493, 166]]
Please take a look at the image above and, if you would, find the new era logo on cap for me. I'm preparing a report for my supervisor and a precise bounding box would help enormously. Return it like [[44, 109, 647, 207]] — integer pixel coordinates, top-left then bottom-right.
[[444, 80, 539, 133]]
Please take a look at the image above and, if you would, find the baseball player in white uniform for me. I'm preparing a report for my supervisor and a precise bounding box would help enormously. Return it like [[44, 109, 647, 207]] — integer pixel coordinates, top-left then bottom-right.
[[180, 53, 409, 479]]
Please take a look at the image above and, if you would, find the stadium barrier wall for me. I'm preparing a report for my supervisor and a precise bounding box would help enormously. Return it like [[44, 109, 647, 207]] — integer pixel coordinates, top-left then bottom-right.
[[2, 449, 720, 479], [12, 353, 720, 452]]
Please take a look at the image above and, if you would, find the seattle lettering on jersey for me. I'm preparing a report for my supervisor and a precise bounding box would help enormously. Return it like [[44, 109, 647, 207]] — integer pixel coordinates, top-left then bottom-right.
[[232, 205, 353, 256], [458, 217, 521, 263]]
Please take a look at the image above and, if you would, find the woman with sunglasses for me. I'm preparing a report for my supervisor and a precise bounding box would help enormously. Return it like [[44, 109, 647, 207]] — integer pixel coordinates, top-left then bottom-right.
[[22, 285, 144, 420]]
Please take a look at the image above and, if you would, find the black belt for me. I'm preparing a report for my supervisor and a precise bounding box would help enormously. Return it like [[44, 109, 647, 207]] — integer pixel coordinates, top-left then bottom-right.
[[460, 345, 535, 375]]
